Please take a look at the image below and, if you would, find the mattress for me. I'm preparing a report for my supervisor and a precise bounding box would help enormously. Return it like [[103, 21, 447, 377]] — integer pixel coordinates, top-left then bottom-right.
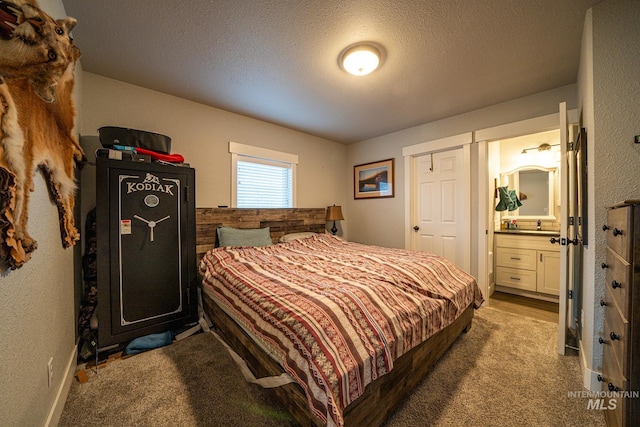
[[199, 234, 483, 426]]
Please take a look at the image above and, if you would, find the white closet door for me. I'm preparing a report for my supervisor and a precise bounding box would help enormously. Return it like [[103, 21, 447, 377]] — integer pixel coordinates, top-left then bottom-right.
[[414, 148, 465, 268]]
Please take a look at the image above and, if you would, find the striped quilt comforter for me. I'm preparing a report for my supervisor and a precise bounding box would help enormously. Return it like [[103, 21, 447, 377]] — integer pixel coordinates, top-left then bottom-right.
[[199, 234, 483, 426]]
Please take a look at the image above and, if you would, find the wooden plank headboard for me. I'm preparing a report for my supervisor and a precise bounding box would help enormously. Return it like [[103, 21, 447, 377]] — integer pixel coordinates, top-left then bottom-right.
[[196, 208, 326, 261]]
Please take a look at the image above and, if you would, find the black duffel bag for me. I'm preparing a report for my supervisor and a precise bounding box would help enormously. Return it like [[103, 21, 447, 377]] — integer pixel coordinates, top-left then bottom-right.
[[98, 126, 171, 154]]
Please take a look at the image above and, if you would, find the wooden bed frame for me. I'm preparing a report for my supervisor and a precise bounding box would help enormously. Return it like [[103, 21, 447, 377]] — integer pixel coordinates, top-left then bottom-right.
[[196, 207, 474, 426]]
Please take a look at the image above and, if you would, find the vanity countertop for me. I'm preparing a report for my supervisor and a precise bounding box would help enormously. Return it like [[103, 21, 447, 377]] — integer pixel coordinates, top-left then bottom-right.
[[494, 229, 560, 236]]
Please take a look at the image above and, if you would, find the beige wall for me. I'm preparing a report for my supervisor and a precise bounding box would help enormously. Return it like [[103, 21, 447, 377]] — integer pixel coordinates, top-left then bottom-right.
[[80, 73, 348, 232], [0, 2, 80, 426], [344, 0, 640, 393], [346, 84, 577, 249], [1, 43, 349, 426], [578, 0, 640, 386], [3, 2, 638, 424]]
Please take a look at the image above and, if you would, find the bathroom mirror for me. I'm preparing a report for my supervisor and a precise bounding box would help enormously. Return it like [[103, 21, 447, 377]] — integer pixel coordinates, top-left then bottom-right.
[[500, 165, 557, 219]]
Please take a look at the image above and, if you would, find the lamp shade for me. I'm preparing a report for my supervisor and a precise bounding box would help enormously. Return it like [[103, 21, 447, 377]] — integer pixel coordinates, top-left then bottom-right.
[[326, 205, 344, 221]]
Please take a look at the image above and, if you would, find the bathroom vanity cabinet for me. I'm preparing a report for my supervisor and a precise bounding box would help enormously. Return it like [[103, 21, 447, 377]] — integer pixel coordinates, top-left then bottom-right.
[[494, 231, 560, 299]]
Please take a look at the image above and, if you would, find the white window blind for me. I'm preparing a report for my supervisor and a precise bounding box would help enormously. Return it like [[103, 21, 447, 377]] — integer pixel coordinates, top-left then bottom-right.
[[237, 157, 293, 208], [229, 142, 298, 208]]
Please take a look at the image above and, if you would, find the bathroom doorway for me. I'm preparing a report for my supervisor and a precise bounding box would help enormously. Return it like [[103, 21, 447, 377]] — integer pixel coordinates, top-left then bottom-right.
[[477, 105, 581, 355], [488, 129, 562, 304]]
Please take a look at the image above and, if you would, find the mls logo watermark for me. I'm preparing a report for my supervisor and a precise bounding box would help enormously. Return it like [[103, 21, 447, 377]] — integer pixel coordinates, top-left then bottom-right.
[[567, 390, 639, 410], [586, 398, 616, 410]]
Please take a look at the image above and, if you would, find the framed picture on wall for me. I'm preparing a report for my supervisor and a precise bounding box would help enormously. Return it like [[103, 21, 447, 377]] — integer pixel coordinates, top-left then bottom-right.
[[354, 158, 394, 199]]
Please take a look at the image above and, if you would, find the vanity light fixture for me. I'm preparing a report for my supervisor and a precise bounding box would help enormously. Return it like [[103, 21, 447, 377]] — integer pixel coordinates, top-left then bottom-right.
[[339, 43, 383, 76], [521, 143, 560, 154]]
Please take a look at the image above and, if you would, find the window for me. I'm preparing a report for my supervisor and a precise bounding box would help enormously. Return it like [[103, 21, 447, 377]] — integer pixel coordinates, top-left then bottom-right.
[[236, 157, 293, 207], [230, 142, 297, 208]]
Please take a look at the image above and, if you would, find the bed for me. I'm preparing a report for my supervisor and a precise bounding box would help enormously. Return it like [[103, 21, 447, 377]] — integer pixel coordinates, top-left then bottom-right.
[[197, 208, 483, 426]]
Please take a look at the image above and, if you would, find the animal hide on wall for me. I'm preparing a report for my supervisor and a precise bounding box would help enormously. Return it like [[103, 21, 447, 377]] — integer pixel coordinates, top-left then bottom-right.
[[0, 0, 83, 269]]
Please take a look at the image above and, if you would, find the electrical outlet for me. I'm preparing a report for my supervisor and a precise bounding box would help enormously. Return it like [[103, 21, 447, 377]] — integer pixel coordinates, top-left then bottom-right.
[[47, 357, 54, 388]]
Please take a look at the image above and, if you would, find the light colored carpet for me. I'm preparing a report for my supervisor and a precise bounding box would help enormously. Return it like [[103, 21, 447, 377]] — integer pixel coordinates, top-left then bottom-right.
[[59, 307, 606, 426], [383, 307, 604, 427]]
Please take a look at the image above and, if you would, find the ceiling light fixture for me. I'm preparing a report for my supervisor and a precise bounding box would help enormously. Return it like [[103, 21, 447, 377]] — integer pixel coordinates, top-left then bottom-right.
[[339, 43, 383, 76]]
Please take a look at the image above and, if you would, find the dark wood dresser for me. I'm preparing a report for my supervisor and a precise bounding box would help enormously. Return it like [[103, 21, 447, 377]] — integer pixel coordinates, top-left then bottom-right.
[[600, 200, 640, 426]]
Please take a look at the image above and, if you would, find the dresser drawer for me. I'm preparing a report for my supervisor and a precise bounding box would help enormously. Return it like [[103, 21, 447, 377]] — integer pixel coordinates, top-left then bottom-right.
[[606, 205, 632, 261], [605, 247, 631, 317], [603, 201, 639, 427], [602, 343, 628, 427], [603, 307, 629, 375], [604, 399, 624, 427], [495, 247, 537, 270], [495, 267, 537, 291], [601, 343, 627, 389]]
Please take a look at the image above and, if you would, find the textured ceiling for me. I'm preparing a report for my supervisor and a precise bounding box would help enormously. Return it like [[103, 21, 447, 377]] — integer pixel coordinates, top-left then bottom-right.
[[61, 0, 599, 143]]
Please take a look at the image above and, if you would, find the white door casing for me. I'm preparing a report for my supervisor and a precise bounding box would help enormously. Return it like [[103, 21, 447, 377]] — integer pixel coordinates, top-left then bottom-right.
[[475, 109, 578, 337]]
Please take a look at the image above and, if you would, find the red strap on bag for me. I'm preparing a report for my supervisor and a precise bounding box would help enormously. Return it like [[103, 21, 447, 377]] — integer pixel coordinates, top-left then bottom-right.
[[135, 147, 185, 163]]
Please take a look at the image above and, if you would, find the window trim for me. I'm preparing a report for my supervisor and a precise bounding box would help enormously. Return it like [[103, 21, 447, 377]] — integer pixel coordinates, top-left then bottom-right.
[[229, 141, 298, 208]]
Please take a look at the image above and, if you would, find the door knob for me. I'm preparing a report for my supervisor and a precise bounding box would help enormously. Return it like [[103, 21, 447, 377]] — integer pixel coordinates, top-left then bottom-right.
[[413, 226, 420, 231], [550, 237, 560, 244], [613, 228, 623, 236]]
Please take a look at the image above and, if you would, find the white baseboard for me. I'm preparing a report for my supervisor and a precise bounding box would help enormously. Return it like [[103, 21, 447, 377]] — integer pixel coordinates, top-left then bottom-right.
[[579, 339, 601, 392], [44, 344, 77, 427]]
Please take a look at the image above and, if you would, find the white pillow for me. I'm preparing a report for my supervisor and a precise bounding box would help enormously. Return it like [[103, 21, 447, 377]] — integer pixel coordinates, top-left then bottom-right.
[[279, 232, 317, 243]]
